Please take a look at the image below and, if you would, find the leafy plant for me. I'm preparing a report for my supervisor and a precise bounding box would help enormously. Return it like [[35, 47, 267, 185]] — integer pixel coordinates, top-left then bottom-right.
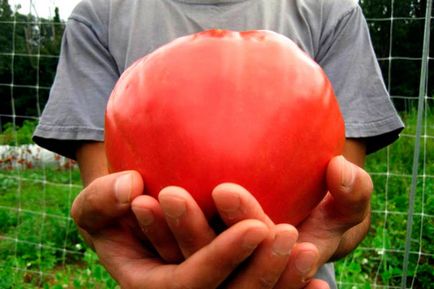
[[336, 109, 434, 288], [0, 120, 38, 145]]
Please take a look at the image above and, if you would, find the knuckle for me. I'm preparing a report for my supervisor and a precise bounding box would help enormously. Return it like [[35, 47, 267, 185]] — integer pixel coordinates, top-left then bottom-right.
[[299, 277, 314, 289], [343, 171, 373, 218], [121, 278, 141, 289], [178, 234, 197, 248], [70, 198, 80, 222], [257, 276, 277, 289], [171, 268, 196, 289], [300, 270, 318, 286], [70, 191, 89, 227], [171, 280, 194, 289], [352, 180, 373, 221], [255, 261, 288, 289], [363, 177, 374, 200], [88, 193, 102, 210], [358, 169, 374, 199], [70, 182, 104, 229], [342, 205, 368, 227], [83, 183, 104, 212], [71, 199, 81, 226]]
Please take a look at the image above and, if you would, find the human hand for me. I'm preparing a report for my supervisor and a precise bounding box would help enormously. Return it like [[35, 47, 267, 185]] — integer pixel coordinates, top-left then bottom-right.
[[279, 155, 373, 287], [132, 185, 307, 289], [71, 171, 300, 289], [133, 155, 371, 289], [210, 155, 371, 288], [133, 186, 330, 289]]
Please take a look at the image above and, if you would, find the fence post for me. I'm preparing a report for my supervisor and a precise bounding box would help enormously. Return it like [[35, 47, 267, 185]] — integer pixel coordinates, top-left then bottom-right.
[[400, 0, 432, 288]]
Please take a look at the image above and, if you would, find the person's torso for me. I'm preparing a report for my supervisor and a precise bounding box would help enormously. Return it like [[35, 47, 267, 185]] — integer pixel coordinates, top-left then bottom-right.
[[100, 0, 335, 73]]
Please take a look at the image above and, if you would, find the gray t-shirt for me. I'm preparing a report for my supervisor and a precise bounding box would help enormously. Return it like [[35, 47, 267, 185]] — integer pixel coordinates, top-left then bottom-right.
[[33, 0, 404, 287], [34, 0, 403, 158]]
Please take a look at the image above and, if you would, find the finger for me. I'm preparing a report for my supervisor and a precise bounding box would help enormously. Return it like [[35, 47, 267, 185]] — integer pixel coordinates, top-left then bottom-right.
[[227, 224, 298, 289], [131, 195, 184, 263], [158, 186, 217, 258], [275, 242, 321, 289], [212, 183, 274, 227], [113, 219, 269, 289], [71, 171, 144, 233], [304, 279, 330, 289], [326, 156, 373, 226], [172, 219, 269, 289]]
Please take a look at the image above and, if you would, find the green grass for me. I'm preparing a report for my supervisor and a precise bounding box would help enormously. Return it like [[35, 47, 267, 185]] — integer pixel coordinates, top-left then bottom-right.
[[0, 168, 118, 288], [0, 109, 433, 288], [335, 108, 434, 288]]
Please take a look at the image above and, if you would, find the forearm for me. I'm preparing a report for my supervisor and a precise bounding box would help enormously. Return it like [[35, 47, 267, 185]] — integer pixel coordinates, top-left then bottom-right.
[[73, 141, 109, 248], [76, 141, 109, 187]]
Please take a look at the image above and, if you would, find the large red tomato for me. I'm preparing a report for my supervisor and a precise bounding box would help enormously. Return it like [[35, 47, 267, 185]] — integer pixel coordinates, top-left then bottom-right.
[[105, 30, 345, 226]]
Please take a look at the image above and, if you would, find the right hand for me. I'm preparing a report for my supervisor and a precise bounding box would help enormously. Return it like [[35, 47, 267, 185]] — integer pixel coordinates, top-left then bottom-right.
[[71, 172, 288, 289]]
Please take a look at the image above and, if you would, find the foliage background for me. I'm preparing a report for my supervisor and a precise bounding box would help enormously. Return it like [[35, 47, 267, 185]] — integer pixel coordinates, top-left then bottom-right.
[[0, 0, 433, 288]]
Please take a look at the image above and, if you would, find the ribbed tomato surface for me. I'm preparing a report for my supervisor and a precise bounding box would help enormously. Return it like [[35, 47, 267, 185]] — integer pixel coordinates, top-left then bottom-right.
[[105, 29, 345, 226]]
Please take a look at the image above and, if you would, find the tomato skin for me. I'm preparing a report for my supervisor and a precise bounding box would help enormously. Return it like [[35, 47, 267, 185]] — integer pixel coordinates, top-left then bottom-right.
[[105, 30, 345, 226]]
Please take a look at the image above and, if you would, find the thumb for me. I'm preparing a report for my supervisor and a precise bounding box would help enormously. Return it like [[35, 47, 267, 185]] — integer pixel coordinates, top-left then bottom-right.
[[71, 171, 144, 233], [326, 156, 373, 225]]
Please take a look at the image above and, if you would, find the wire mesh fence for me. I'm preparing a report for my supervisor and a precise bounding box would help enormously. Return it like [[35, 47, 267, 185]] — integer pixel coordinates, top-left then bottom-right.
[[0, 0, 433, 288]]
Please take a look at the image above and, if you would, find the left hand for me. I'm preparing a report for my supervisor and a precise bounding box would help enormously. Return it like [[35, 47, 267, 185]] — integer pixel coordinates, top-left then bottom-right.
[[133, 155, 373, 288], [271, 155, 373, 287]]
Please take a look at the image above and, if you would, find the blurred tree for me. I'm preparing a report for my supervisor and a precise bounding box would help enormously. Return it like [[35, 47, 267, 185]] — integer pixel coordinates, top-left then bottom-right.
[[360, 0, 431, 111], [0, 0, 431, 131], [0, 0, 64, 128], [0, 0, 15, 130], [0, 0, 12, 18]]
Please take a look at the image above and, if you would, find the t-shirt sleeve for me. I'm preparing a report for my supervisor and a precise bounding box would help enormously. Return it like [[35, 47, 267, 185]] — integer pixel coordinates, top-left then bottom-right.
[[33, 12, 119, 159], [315, 3, 404, 154]]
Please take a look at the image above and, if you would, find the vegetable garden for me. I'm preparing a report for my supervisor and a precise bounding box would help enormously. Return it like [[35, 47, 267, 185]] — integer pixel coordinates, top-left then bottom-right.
[[0, 0, 433, 288]]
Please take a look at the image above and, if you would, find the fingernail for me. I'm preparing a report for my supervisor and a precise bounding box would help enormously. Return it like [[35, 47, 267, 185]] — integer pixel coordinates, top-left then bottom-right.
[[243, 225, 267, 250], [272, 230, 294, 256], [160, 196, 186, 219], [137, 208, 154, 226], [115, 174, 132, 204], [295, 251, 317, 274], [216, 190, 241, 219], [341, 157, 356, 190]]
